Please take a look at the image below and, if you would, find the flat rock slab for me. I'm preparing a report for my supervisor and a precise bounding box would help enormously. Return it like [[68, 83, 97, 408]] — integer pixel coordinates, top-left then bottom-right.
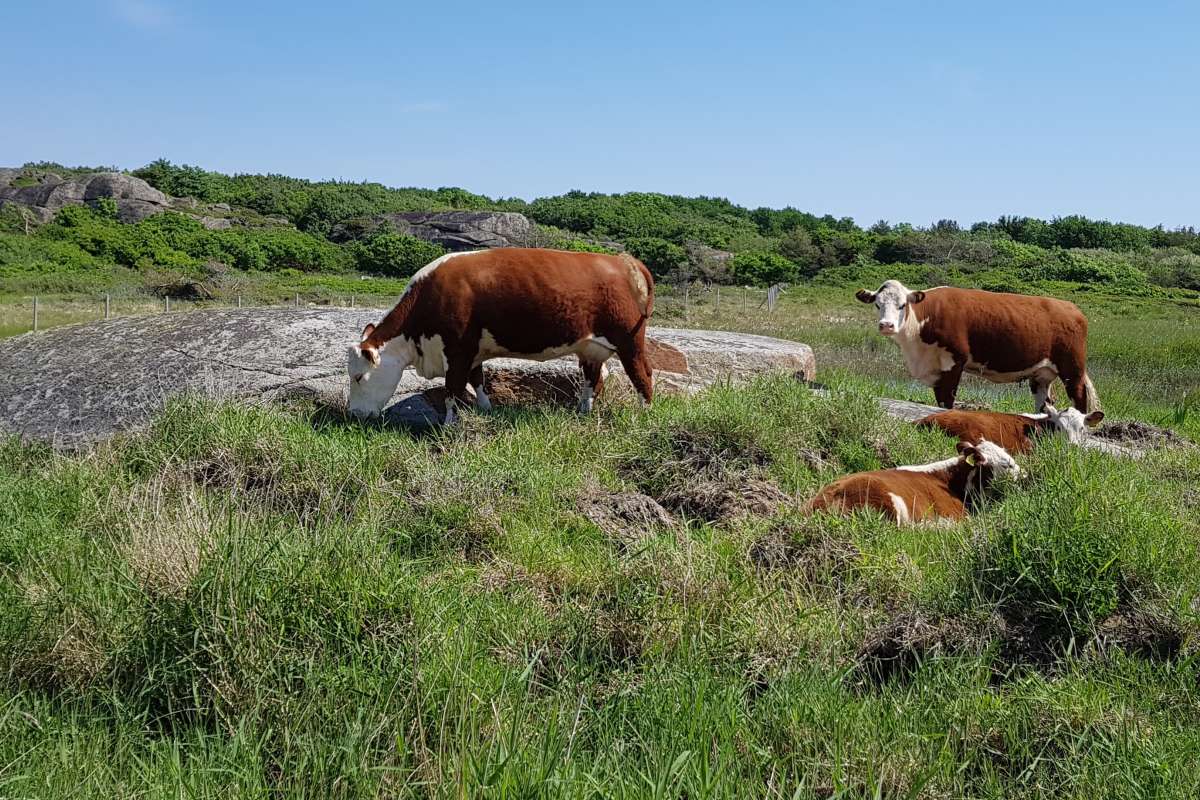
[[0, 308, 816, 447]]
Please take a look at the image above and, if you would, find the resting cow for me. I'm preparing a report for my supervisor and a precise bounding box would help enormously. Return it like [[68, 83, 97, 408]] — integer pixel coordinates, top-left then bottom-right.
[[916, 405, 1105, 454], [347, 248, 655, 422], [856, 281, 1099, 413], [804, 440, 1022, 524]]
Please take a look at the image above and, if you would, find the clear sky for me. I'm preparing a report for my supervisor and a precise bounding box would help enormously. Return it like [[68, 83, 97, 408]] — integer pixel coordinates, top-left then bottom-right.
[[2, 1, 1197, 228]]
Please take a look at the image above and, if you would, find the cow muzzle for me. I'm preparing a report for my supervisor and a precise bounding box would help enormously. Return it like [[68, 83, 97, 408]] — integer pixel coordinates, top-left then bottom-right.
[[878, 322, 897, 335]]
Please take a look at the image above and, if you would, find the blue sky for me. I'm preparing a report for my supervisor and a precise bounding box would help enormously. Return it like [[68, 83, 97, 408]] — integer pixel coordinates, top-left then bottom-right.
[[2, 1, 1197, 228]]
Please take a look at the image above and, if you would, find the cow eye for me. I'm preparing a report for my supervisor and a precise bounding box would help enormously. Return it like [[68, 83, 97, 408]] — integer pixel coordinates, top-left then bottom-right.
[[354, 375, 363, 383]]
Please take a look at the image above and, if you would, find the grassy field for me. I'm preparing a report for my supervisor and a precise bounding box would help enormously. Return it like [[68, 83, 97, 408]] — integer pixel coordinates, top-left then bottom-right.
[[2, 279, 1199, 797]]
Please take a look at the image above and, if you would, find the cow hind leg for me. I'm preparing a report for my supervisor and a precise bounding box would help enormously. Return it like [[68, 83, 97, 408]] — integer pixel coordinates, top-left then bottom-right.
[[469, 365, 491, 411], [616, 337, 654, 405], [578, 358, 607, 414]]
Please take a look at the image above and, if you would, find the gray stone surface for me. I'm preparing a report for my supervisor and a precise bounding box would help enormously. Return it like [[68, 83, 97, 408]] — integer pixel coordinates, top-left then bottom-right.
[[0, 170, 172, 223], [331, 211, 534, 250], [0, 309, 816, 447]]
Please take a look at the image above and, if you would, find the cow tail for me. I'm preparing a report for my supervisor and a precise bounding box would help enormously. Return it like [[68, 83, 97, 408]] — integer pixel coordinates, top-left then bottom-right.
[[1082, 372, 1101, 413]]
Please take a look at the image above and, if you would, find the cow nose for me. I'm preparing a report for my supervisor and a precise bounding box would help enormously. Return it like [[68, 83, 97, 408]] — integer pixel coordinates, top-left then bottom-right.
[[879, 322, 895, 334]]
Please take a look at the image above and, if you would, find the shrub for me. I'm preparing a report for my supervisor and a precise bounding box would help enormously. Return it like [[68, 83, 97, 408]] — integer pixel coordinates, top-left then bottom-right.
[[349, 231, 444, 277], [625, 237, 686, 278], [728, 251, 798, 286]]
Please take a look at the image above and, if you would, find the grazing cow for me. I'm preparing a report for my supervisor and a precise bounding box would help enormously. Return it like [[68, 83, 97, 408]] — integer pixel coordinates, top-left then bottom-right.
[[347, 248, 655, 422], [855, 281, 1099, 413], [804, 440, 1022, 524], [916, 405, 1106, 454]]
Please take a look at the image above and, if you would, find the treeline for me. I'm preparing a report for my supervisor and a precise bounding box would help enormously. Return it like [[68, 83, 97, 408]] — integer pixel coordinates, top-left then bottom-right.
[[3, 159, 1199, 294]]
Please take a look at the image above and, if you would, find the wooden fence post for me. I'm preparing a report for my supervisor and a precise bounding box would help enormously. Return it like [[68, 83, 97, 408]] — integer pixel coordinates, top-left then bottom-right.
[[164, 296, 170, 313], [237, 294, 242, 308], [104, 293, 111, 320], [32, 296, 39, 332], [715, 287, 720, 315]]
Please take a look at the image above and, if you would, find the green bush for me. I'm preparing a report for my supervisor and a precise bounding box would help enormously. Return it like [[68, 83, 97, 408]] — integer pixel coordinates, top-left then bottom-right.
[[349, 231, 444, 277], [728, 251, 799, 286], [625, 236, 686, 278]]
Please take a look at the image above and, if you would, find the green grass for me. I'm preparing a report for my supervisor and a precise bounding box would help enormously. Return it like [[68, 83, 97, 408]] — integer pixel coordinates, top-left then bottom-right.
[[1, 374, 1198, 798]]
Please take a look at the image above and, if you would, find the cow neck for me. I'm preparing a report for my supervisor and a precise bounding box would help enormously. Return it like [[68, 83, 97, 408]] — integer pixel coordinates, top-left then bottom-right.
[[365, 289, 419, 351], [896, 296, 925, 342]]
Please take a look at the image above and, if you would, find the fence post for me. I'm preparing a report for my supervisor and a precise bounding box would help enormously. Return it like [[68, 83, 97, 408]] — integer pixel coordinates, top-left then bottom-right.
[[164, 296, 170, 313], [743, 287, 748, 315], [237, 294, 242, 308], [715, 287, 720, 315], [350, 294, 355, 308], [684, 283, 690, 322], [104, 293, 111, 320], [32, 296, 39, 332], [295, 293, 300, 308]]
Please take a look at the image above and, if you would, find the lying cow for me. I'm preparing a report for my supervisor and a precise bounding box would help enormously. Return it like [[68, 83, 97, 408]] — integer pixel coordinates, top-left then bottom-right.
[[347, 248, 655, 422], [856, 281, 1099, 413], [916, 405, 1105, 454], [804, 440, 1022, 524]]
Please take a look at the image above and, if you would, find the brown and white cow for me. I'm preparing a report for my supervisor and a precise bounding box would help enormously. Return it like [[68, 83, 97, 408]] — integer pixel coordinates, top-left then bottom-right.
[[347, 248, 655, 422], [856, 281, 1099, 413], [804, 439, 1022, 524], [915, 405, 1105, 454]]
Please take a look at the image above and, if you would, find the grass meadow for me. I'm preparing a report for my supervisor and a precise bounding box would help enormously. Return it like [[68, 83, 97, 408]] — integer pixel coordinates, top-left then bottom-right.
[[1, 281, 1199, 798]]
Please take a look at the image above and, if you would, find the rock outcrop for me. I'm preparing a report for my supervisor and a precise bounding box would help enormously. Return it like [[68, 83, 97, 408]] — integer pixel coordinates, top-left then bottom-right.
[[331, 211, 534, 250], [0, 309, 817, 447], [0, 170, 172, 223]]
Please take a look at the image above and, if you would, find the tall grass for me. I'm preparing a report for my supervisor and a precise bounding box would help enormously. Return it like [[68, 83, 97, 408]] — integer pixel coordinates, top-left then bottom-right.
[[2, 375, 1198, 798]]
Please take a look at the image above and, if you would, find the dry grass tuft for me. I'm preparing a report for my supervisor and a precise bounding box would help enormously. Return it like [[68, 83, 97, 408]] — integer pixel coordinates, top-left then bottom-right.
[[577, 485, 677, 551]]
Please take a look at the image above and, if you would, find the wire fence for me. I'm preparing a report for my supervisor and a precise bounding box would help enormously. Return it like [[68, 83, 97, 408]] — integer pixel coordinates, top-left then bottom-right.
[[9, 283, 790, 337]]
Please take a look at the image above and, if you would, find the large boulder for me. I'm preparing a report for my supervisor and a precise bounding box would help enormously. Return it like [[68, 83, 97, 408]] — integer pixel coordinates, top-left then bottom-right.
[[331, 211, 534, 250], [0, 170, 172, 223], [0, 309, 816, 447]]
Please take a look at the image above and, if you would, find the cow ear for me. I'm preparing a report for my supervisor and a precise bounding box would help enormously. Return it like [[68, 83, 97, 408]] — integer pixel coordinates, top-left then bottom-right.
[[855, 289, 876, 304], [361, 323, 376, 342], [956, 440, 977, 461], [908, 290, 926, 304], [360, 344, 381, 367], [1085, 411, 1105, 427]]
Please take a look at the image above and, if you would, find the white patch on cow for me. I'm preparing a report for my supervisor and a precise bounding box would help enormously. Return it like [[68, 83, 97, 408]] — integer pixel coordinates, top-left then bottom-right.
[[476, 329, 618, 368], [973, 439, 1023, 480], [474, 384, 492, 411], [600, 362, 610, 382], [347, 344, 407, 417], [896, 455, 961, 474], [965, 357, 1057, 387], [1040, 405, 1103, 444], [887, 492, 911, 524], [410, 334, 448, 379]]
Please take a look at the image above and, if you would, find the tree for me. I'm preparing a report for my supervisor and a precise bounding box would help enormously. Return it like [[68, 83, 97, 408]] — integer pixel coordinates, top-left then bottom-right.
[[351, 231, 444, 277], [729, 251, 798, 286], [625, 237, 686, 278]]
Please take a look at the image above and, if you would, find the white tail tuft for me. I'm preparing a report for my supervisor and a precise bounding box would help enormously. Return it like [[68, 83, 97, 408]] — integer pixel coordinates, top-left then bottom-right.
[[1082, 373, 1101, 413]]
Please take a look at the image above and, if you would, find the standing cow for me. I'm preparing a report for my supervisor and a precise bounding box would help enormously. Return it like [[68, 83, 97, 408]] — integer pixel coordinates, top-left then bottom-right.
[[856, 280, 1100, 412], [347, 248, 655, 422]]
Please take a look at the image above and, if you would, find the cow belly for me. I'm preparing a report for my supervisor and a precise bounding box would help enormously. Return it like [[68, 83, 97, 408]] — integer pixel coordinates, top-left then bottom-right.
[[966, 358, 1056, 384], [476, 330, 617, 366]]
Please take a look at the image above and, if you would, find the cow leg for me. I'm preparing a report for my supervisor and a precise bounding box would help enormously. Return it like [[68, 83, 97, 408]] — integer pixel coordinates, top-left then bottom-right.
[[469, 365, 491, 411], [933, 362, 964, 409], [616, 337, 654, 405], [443, 356, 473, 425], [1060, 372, 1091, 413], [1030, 374, 1054, 412], [578, 358, 607, 413]]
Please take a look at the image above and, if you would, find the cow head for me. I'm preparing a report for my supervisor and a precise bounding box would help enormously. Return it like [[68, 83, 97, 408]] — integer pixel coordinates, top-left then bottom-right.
[[347, 323, 407, 418], [856, 280, 926, 336], [957, 439, 1024, 481], [1039, 404, 1105, 444]]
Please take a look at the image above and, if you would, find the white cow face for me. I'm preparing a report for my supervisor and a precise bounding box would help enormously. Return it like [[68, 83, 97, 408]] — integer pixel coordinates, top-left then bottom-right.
[[958, 439, 1024, 481], [856, 280, 926, 336], [1042, 404, 1105, 444], [347, 324, 406, 418]]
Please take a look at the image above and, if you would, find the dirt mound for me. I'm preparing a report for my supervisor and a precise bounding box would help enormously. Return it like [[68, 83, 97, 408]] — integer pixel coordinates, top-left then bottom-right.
[[856, 612, 988, 683], [1088, 610, 1184, 660], [1094, 420, 1191, 447], [749, 522, 860, 585], [661, 477, 789, 523], [577, 488, 677, 551]]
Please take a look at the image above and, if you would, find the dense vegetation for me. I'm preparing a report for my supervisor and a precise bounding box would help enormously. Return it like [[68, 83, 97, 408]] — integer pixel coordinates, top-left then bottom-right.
[[3, 160, 1198, 295]]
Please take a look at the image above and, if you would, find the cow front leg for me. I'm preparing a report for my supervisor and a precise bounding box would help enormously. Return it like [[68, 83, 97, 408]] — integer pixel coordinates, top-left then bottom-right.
[[933, 362, 964, 409], [578, 358, 608, 413], [1029, 374, 1057, 412], [469, 365, 491, 411]]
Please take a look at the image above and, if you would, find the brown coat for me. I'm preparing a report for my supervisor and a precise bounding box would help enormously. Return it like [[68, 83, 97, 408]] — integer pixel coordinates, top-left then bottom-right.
[[916, 409, 1040, 454]]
